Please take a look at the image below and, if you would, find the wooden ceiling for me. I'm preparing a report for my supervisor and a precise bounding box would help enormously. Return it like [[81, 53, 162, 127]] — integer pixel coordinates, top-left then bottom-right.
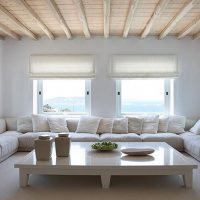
[[0, 0, 199, 40]]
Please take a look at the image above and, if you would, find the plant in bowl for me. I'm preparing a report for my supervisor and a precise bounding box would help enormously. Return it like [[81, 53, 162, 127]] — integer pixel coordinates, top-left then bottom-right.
[[91, 141, 118, 151]]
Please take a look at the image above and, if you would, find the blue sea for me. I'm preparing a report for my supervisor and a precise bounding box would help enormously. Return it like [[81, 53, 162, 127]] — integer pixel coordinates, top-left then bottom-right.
[[45, 100, 164, 113]]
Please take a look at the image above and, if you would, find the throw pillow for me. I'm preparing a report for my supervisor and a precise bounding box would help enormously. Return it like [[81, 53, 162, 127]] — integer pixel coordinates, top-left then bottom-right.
[[0, 119, 6, 134], [76, 116, 100, 134], [158, 116, 169, 133], [97, 118, 113, 134], [47, 117, 69, 133], [142, 115, 159, 134], [190, 119, 200, 135], [112, 118, 128, 134], [167, 115, 185, 134], [17, 116, 33, 133], [127, 116, 144, 134], [32, 114, 50, 132]]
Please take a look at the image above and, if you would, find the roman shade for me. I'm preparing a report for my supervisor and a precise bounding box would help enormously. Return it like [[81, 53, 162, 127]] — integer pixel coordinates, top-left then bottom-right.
[[110, 55, 178, 79], [29, 55, 95, 79]]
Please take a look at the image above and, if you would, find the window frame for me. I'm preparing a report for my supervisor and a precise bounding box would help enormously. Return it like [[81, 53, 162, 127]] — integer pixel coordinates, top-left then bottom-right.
[[116, 79, 174, 117], [37, 80, 91, 116]]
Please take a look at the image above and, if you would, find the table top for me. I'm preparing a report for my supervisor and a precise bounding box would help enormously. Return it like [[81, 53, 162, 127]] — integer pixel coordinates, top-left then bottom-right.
[[15, 142, 197, 169]]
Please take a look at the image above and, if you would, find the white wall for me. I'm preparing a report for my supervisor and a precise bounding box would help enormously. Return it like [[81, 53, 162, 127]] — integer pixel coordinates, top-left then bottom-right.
[[1, 37, 200, 118]]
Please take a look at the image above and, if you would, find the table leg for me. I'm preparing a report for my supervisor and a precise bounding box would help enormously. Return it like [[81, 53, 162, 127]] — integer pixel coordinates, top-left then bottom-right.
[[19, 169, 29, 187], [101, 173, 111, 189], [183, 171, 193, 188]]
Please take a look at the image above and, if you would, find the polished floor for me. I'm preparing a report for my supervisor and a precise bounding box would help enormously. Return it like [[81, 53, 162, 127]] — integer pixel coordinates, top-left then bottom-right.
[[0, 152, 199, 200]]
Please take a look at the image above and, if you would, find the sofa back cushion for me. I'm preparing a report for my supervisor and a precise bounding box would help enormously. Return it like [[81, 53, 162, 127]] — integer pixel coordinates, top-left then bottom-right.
[[158, 116, 169, 133], [32, 114, 50, 132], [190, 119, 200, 135], [97, 118, 113, 134], [0, 119, 6, 133], [167, 115, 185, 134], [142, 115, 159, 134], [66, 119, 79, 132], [112, 118, 128, 134], [17, 116, 33, 133], [47, 117, 69, 133], [5, 118, 17, 131], [127, 116, 143, 134], [76, 116, 100, 134]]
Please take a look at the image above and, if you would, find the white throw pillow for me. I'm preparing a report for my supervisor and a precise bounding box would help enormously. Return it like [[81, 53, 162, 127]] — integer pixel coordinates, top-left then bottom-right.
[[127, 117, 144, 134], [47, 117, 69, 133], [97, 118, 113, 134], [17, 116, 33, 133], [32, 114, 50, 132], [112, 118, 128, 134], [142, 115, 159, 134], [0, 119, 6, 134], [76, 116, 100, 134], [190, 119, 200, 135], [167, 115, 185, 134], [158, 116, 169, 133]]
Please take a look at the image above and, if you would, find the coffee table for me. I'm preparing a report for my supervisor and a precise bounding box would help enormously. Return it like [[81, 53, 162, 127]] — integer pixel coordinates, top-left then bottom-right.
[[14, 142, 197, 188]]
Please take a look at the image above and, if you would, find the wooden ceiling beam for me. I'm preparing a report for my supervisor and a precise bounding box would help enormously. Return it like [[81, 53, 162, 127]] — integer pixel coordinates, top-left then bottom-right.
[[46, 0, 72, 39], [177, 15, 200, 39], [141, 0, 170, 38], [73, 0, 91, 38], [123, 0, 139, 38], [0, 4, 37, 40], [0, 23, 20, 40], [18, 0, 55, 40], [103, 0, 110, 38], [0, 35, 4, 40], [159, 0, 196, 39], [193, 31, 200, 39]]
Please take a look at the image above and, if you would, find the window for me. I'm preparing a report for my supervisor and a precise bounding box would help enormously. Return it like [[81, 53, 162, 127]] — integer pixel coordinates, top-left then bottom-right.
[[116, 79, 174, 116], [36, 80, 91, 115]]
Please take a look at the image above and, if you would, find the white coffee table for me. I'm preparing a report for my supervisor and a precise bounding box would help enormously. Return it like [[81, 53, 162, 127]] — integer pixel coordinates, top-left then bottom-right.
[[14, 142, 197, 188]]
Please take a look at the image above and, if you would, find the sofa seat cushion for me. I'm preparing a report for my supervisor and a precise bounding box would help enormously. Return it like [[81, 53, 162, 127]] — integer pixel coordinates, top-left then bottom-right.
[[18, 132, 58, 151], [69, 132, 100, 142], [100, 133, 142, 142], [0, 135, 18, 157], [1, 131, 22, 137], [180, 132, 200, 161], [141, 133, 183, 151]]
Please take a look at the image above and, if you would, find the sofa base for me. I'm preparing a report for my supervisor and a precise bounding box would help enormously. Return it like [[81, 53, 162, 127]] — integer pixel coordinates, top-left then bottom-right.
[[184, 149, 200, 162], [0, 149, 18, 163]]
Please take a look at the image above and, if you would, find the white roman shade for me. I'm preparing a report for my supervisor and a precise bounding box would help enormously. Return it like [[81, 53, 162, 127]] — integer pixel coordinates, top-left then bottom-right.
[[110, 55, 178, 79], [29, 55, 95, 79]]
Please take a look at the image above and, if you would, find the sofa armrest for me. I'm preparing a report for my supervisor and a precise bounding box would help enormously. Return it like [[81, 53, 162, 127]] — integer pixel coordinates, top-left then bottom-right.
[[0, 119, 6, 133]]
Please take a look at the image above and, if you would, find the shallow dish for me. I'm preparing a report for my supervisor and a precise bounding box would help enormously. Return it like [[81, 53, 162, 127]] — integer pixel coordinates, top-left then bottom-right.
[[121, 147, 155, 156]]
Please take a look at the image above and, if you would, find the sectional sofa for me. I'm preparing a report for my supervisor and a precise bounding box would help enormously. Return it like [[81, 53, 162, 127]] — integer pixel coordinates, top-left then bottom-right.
[[0, 115, 200, 163]]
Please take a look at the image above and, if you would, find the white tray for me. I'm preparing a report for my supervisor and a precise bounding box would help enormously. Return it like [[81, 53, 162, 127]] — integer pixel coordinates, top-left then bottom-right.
[[121, 147, 155, 156]]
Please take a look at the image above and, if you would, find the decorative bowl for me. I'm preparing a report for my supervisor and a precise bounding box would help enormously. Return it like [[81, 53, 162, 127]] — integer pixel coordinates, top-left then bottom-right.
[[91, 142, 118, 151]]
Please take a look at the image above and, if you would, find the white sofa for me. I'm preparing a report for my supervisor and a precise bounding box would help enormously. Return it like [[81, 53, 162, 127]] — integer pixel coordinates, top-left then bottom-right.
[[0, 117, 200, 163]]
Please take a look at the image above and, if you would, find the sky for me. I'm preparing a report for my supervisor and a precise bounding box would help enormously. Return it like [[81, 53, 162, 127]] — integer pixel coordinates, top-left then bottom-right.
[[121, 80, 164, 101], [43, 79, 164, 102], [43, 80, 85, 101]]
